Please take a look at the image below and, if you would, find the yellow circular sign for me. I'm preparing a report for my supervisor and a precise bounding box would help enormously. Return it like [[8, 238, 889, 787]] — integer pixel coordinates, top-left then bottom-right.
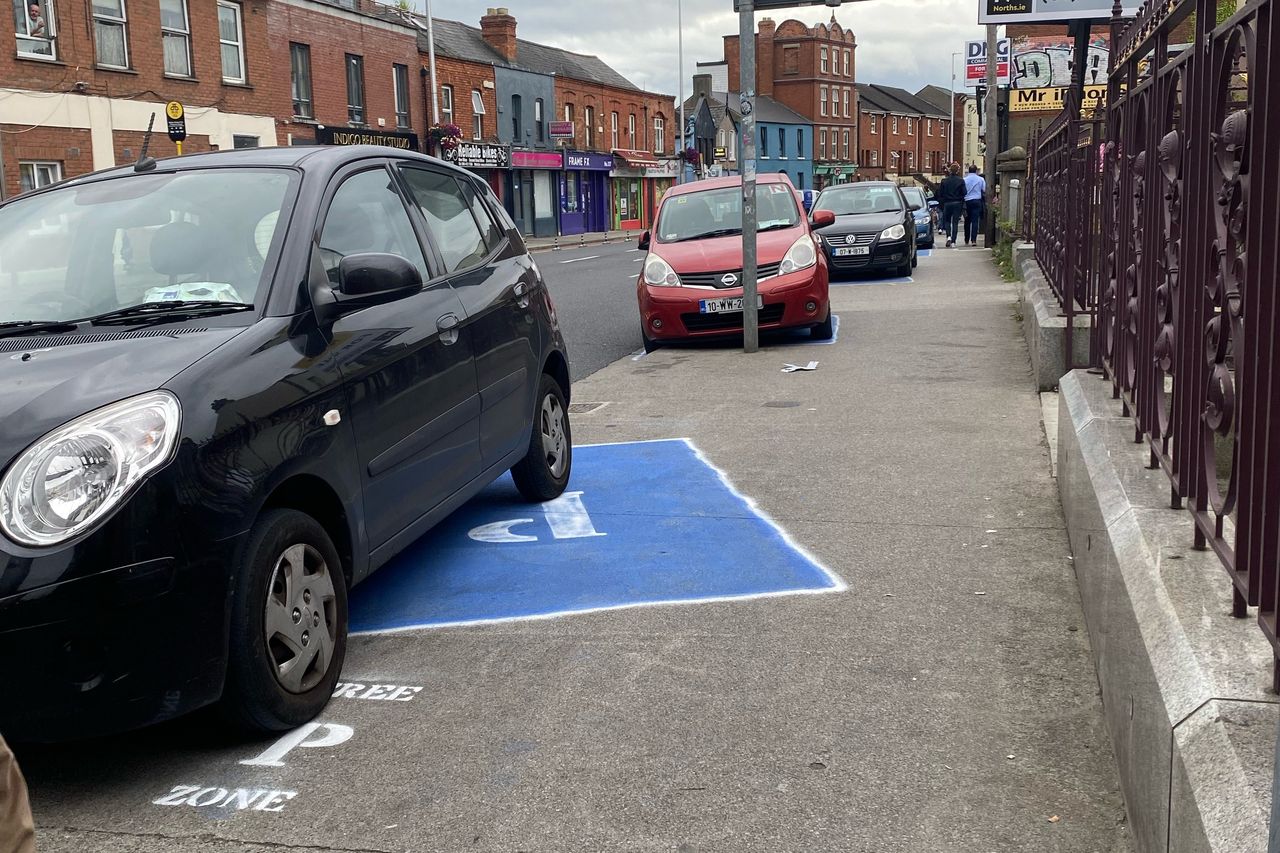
[[166, 101, 184, 121]]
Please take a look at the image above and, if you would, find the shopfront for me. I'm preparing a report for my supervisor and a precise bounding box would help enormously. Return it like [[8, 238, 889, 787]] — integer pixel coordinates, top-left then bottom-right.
[[506, 150, 562, 238], [560, 151, 613, 235], [813, 164, 856, 191], [442, 142, 512, 200], [643, 159, 680, 226], [609, 149, 660, 231]]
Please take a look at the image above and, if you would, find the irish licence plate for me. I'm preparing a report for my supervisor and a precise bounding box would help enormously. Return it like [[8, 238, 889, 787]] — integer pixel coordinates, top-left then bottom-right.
[[699, 296, 765, 314], [833, 246, 871, 257]]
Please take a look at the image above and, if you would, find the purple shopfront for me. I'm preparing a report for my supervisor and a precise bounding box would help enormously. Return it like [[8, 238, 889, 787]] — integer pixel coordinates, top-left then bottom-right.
[[559, 151, 613, 235]]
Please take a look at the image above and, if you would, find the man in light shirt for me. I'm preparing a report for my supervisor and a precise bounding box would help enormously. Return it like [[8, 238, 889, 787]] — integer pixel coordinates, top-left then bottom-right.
[[963, 165, 987, 246]]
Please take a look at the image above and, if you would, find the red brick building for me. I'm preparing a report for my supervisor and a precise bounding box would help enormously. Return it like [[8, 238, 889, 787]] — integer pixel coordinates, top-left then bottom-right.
[[1, 0, 281, 197], [855, 83, 950, 181], [722, 14, 858, 188]]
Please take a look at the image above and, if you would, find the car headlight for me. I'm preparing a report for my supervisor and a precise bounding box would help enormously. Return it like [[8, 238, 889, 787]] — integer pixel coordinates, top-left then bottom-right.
[[880, 224, 906, 241], [778, 234, 817, 275], [0, 392, 181, 547], [643, 254, 681, 287]]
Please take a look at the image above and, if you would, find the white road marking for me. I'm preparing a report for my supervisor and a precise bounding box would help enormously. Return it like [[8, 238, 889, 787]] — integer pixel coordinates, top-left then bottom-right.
[[630, 348, 648, 361], [633, 257, 644, 262], [560, 255, 601, 264]]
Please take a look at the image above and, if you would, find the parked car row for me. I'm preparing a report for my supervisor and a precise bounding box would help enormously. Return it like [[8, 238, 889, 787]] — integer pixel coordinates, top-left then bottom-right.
[[635, 178, 927, 350]]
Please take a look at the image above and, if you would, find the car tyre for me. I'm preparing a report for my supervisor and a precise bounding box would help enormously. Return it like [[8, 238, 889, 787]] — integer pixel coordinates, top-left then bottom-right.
[[811, 308, 834, 341], [222, 508, 348, 733], [642, 327, 660, 353], [511, 373, 573, 502], [911, 252, 918, 269]]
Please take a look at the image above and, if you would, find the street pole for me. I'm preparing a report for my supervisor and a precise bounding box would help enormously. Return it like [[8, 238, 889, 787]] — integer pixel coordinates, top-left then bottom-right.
[[950, 51, 960, 165], [984, 23, 998, 246], [677, 0, 685, 185], [425, 0, 440, 125], [739, 1, 758, 353]]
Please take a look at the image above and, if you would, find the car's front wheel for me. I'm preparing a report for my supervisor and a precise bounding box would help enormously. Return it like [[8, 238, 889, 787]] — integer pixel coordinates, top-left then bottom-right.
[[222, 509, 348, 733], [811, 308, 834, 340], [511, 373, 573, 501]]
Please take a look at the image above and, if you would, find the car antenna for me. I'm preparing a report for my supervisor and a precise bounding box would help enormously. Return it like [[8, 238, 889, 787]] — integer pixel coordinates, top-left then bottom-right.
[[134, 113, 157, 172]]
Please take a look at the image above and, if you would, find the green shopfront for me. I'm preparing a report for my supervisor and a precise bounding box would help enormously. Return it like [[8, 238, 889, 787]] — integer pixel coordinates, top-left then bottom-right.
[[814, 163, 857, 190]]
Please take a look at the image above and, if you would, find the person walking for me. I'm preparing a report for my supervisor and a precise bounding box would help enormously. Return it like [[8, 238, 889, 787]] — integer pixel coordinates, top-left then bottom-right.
[[0, 735, 35, 853], [963, 164, 987, 247], [937, 164, 967, 248]]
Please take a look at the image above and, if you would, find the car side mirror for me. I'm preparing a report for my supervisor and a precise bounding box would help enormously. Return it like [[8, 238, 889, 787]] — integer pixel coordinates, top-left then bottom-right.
[[907, 201, 922, 211], [312, 252, 422, 323], [638, 231, 651, 251], [811, 210, 836, 228]]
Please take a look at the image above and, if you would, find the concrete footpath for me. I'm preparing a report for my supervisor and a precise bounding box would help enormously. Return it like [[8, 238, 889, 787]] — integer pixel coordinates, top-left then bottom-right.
[[561, 248, 1133, 850], [19, 248, 1132, 853]]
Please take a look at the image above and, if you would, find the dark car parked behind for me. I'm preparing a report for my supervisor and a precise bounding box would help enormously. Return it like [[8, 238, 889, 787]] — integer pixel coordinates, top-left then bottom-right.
[[0, 146, 572, 741], [810, 182, 917, 279]]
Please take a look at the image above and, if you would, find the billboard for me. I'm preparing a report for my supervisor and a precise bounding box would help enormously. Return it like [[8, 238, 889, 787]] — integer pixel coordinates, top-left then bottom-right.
[[1009, 84, 1109, 113], [966, 38, 1011, 87], [1010, 33, 1110, 88], [980, 0, 1138, 24]]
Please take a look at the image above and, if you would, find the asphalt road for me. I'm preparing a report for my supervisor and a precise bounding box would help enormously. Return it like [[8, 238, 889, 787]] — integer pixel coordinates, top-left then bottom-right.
[[533, 240, 645, 381]]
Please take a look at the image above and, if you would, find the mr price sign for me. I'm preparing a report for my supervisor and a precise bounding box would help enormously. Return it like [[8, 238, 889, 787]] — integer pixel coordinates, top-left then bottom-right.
[[966, 39, 1011, 87]]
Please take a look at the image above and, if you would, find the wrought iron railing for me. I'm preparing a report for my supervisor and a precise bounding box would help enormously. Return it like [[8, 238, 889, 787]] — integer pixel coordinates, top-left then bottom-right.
[[1031, 0, 1280, 682]]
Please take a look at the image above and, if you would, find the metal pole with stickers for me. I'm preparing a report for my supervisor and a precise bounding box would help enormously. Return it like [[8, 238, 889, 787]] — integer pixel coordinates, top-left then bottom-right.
[[734, 0, 854, 354]]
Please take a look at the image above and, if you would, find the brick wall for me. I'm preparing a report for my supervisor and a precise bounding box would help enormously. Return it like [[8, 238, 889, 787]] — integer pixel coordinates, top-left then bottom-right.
[[429, 54, 498, 145], [555, 78, 670, 154], [268, 0, 422, 147], [0, 125, 93, 197]]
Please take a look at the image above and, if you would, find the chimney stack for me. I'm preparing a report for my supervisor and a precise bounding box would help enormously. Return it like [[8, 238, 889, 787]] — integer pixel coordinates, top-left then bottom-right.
[[480, 7, 517, 62], [693, 73, 713, 104], [757, 18, 776, 98]]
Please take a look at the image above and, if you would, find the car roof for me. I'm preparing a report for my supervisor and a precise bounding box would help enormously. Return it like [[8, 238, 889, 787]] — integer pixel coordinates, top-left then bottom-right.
[[821, 181, 900, 191], [24, 145, 471, 196], [663, 173, 791, 198]]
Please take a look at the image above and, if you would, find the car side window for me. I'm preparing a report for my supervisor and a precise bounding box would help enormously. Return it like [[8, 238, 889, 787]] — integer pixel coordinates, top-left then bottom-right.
[[318, 168, 429, 286], [456, 179, 504, 254], [398, 166, 490, 275]]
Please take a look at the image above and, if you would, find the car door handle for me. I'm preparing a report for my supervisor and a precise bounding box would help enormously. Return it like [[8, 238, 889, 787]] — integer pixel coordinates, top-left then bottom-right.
[[437, 313, 460, 345]]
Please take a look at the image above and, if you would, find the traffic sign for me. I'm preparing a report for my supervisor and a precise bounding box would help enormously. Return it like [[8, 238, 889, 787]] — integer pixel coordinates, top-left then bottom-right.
[[165, 100, 187, 147]]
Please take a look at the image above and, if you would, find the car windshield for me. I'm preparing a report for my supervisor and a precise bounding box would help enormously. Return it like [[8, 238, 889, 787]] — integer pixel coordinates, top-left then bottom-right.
[[901, 188, 926, 209], [0, 168, 295, 324], [655, 183, 800, 243], [814, 185, 903, 216]]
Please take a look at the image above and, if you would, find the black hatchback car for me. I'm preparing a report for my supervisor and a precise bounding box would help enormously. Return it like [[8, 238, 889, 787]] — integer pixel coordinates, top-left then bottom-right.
[[0, 146, 572, 741], [811, 181, 918, 279]]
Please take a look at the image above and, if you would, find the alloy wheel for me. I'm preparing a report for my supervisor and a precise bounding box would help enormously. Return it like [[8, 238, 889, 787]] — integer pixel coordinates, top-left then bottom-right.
[[539, 394, 568, 479], [263, 543, 337, 694]]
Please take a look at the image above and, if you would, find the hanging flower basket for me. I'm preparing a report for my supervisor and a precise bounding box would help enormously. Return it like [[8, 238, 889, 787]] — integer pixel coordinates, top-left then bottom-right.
[[428, 123, 462, 154], [679, 146, 701, 165]]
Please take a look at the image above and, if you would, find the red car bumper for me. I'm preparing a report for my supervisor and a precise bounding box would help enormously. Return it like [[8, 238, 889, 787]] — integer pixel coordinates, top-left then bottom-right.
[[637, 264, 830, 342]]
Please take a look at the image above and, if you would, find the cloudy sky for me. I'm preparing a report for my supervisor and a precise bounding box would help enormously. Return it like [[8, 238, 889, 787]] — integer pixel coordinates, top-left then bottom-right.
[[414, 0, 991, 100]]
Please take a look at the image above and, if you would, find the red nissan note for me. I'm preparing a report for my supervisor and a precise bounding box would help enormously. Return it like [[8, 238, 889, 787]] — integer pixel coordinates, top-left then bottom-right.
[[636, 174, 835, 351]]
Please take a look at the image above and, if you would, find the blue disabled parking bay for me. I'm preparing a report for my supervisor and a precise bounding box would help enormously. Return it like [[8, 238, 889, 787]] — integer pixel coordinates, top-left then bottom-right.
[[349, 439, 845, 633]]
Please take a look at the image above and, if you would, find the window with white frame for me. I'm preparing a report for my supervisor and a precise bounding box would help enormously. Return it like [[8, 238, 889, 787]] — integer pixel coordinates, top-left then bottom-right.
[[159, 0, 190, 76], [843, 88, 849, 118], [870, 150, 878, 166], [870, 115, 877, 134], [891, 116, 898, 134], [16, 0, 56, 59], [819, 128, 827, 159], [819, 86, 828, 117], [393, 64, 410, 129], [564, 103, 573, 123], [830, 87, 838, 115], [584, 106, 594, 148], [843, 129, 850, 160], [440, 85, 454, 124], [217, 1, 245, 83], [611, 111, 618, 149], [93, 0, 129, 69], [907, 118, 914, 136], [471, 89, 485, 139], [843, 49, 850, 76], [290, 43, 312, 118], [19, 161, 60, 193], [346, 54, 365, 124], [628, 113, 635, 145], [927, 118, 933, 136], [654, 116, 664, 153], [535, 98, 544, 141], [820, 46, 828, 74]]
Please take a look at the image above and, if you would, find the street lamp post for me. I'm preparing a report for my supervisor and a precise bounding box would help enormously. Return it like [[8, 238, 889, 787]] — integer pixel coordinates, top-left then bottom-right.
[[949, 51, 960, 164], [677, 0, 686, 184], [425, 0, 440, 125]]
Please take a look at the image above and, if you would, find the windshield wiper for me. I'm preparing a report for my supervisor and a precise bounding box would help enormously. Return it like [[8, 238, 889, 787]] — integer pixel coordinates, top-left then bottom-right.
[[87, 301, 254, 326], [759, 222, 796, 232], [0, 319, 80, 339], [671, 227, 742, 243]]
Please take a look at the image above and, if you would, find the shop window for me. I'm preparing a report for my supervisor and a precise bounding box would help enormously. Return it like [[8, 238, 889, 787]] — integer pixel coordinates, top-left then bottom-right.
[[290, 43, 313, 118], [15, 0, 56, 59], [19, 161, 61, 193], [233, 135, 258, 148], [93, 0, 129, 69], [159, 0, 190, 76], [346, 54, 366, 125], [217, 1, 245, 84], [511, 94, 522, 140]]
